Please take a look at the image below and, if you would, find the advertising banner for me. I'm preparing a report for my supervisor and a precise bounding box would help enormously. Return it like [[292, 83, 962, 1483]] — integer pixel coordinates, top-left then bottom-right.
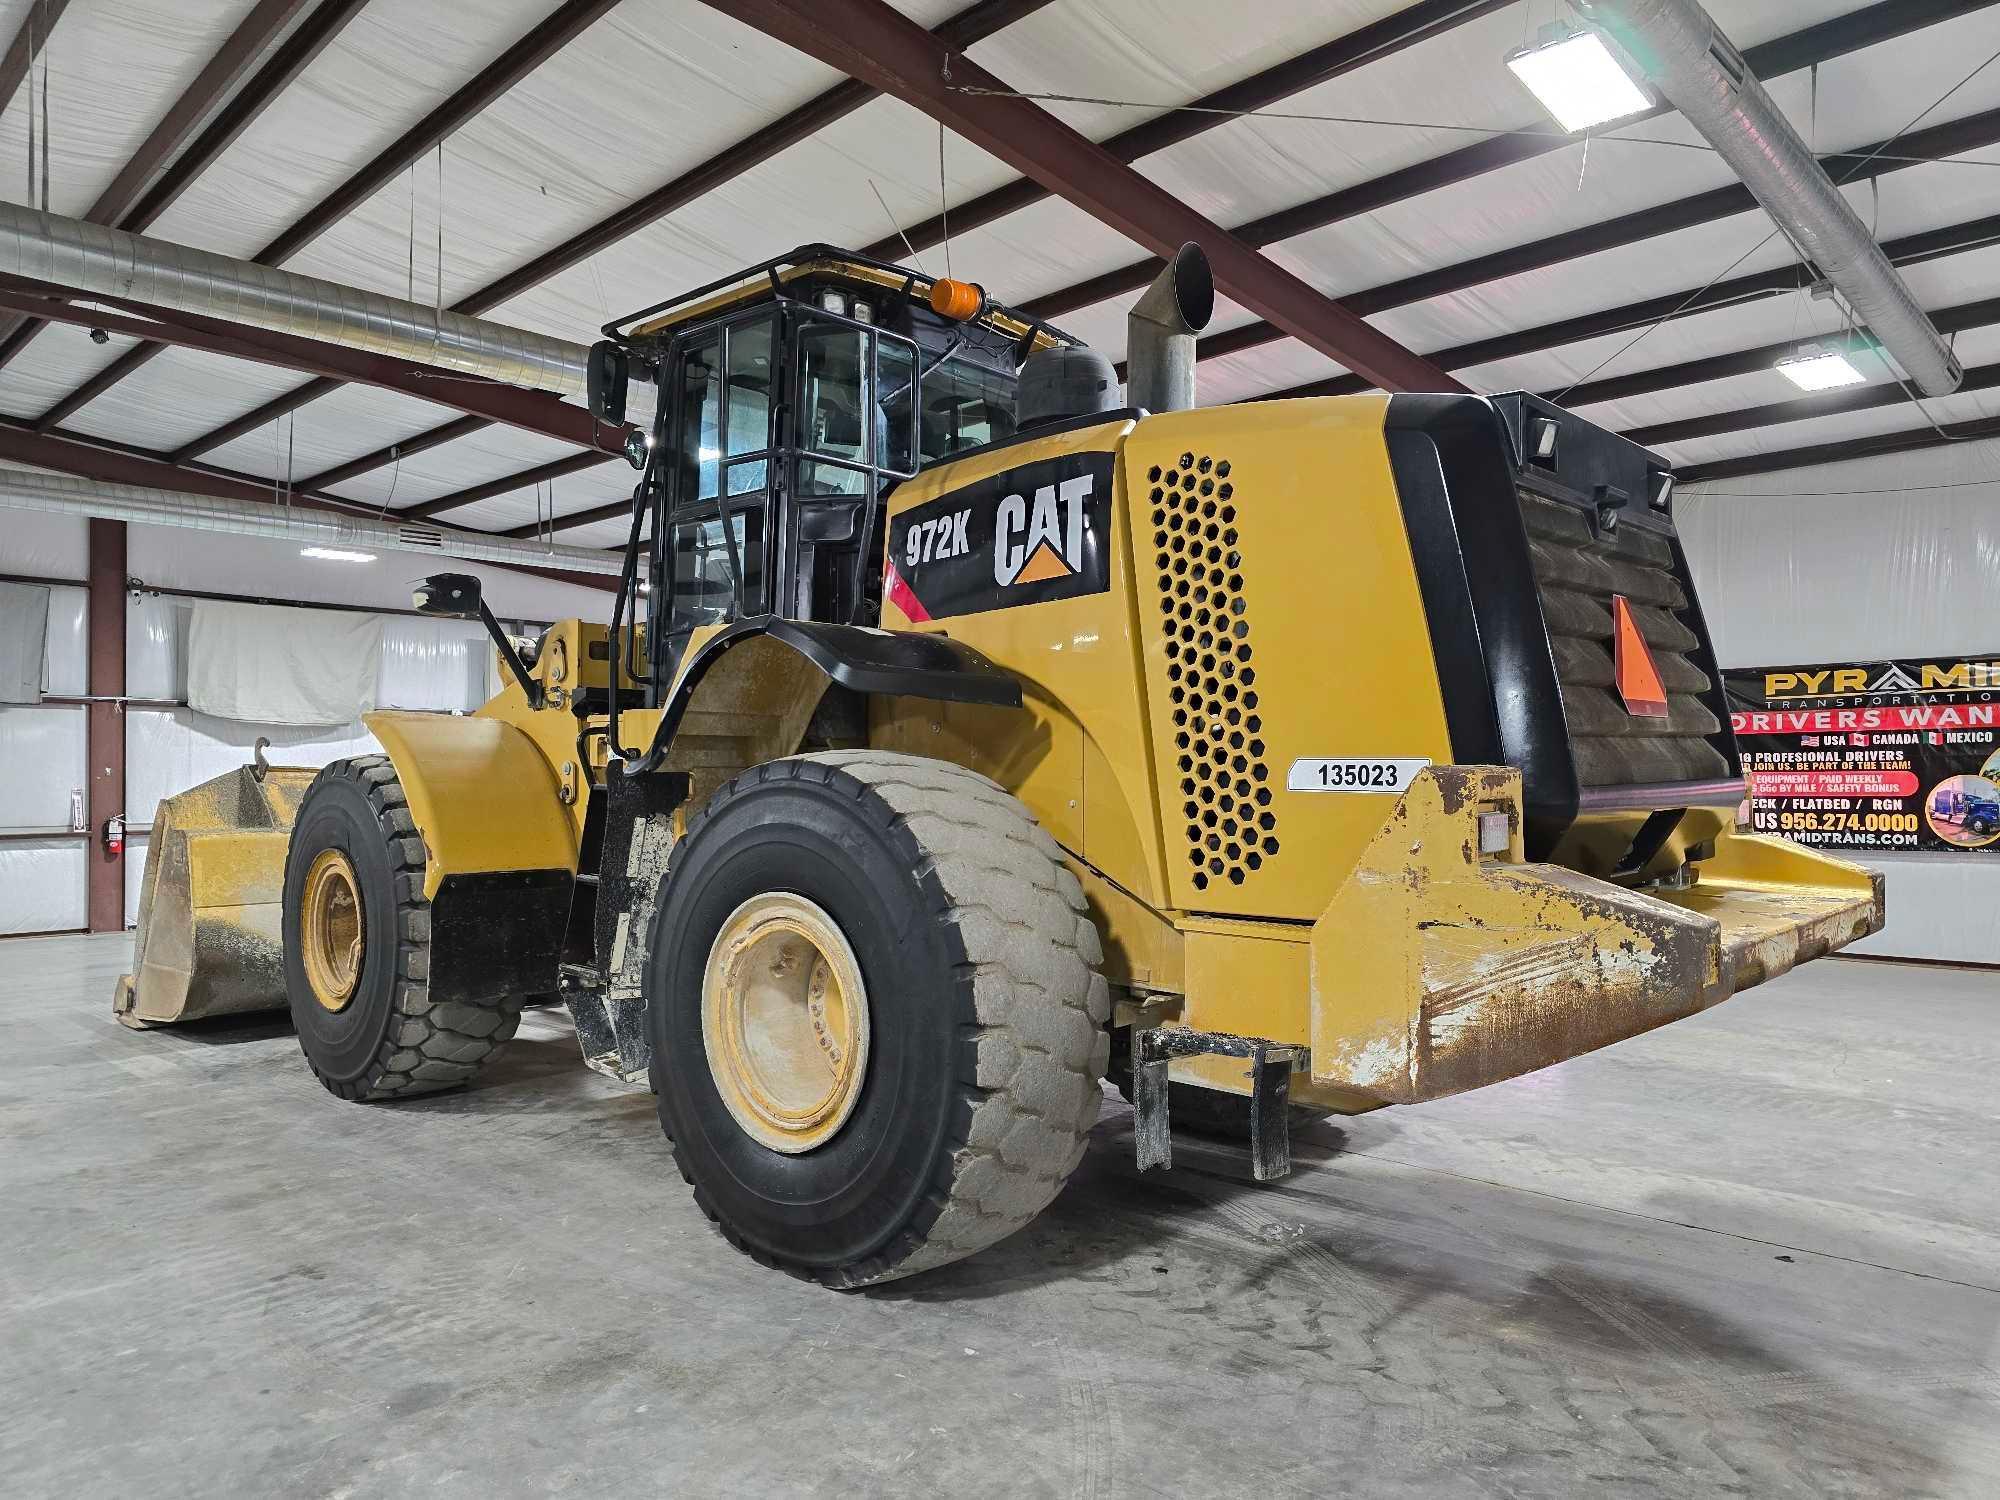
[[1724, 655, 2000, 854]]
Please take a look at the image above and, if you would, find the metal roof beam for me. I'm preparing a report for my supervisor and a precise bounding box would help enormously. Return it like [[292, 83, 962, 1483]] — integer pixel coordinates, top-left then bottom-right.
[[1249, 212, 2000, 402], [167, 0, 1052, 470], [1213, 101, 2000, 395], [1622, 359, 2000, 451], [0, 0, 362, 375], [1033, 0, 1990, 330], [1678, 413, 2000, 484], [859, 0, 1509, 262], [31, 0, 619, 427], [301, 415, 493, 490], [0, 278, 627, 453], [400, 452, 618, 520], [703, 0, 1458, 392], [0, 0, 71, 113], [0, 419, 617, 592]]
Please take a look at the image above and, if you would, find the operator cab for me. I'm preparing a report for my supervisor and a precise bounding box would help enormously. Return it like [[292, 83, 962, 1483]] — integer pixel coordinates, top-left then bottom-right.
[[591, 246, 1096, 698]]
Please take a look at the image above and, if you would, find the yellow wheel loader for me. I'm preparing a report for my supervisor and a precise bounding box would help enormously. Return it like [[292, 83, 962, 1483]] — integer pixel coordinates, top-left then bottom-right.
[[131, 243, 1882, 1287]]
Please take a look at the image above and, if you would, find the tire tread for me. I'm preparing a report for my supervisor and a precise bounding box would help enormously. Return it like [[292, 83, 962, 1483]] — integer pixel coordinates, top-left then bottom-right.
[[659, 750, 1109, 1288], [296, 755, 522, 1102]]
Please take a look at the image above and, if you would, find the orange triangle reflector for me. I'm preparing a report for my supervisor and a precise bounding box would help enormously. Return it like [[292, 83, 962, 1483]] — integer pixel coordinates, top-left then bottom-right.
[[1612, 594, 1670, 719], [1013, 539, 1073, 584]]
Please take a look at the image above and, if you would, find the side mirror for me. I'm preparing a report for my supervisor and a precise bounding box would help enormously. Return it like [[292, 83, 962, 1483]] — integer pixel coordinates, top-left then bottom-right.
[[412, 572, 483, 619], [587, 340, 629, 425]]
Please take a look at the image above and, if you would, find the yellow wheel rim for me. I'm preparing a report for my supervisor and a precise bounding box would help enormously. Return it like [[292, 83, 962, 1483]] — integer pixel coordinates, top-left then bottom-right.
[[702, 893, 870, 1154], [301, 848, 365, 1013]]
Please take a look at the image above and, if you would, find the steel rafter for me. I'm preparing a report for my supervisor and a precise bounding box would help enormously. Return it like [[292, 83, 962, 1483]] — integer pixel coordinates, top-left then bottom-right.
[[29, 0, 621, 428], [0, 0, 71, 114], [1247, 213, 2000, 403], [1025, 0, 1992, 332], [0, 0, 362, 373], [1679, 413, 2000, 484], [702, 0, 1458, 392], [858, 0, 1509, 263], [0, 278, 630, 454], [0, 420, 619, 592], [169, 0, 1054, 475]]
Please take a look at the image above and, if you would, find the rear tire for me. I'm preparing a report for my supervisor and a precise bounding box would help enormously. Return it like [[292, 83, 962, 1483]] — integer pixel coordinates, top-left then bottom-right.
[[648, 751, 1109, 1287], [283, 755, 522, 1101]]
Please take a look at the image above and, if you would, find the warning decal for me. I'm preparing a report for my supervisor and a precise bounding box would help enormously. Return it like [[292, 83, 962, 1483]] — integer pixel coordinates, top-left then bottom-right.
[[1612, 594, 1670, 719]]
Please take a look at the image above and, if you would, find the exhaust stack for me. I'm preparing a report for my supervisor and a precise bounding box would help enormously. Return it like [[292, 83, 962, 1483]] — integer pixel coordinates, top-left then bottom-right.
[[1126, 242, 1215, 414]]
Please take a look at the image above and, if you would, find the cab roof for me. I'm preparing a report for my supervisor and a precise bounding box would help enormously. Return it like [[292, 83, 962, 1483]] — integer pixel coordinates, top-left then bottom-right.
[[604, 243, 1075, 354]]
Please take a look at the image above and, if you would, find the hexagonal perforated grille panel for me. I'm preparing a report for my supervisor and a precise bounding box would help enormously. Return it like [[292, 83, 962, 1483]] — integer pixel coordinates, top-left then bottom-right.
[[1147, 449, 1278, 893]]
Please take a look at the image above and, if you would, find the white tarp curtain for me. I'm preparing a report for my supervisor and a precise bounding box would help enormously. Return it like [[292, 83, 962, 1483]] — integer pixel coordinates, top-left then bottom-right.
[[139, 594, 492, 715], [0, 582, 50, 703], [187, 601, 385, 725]]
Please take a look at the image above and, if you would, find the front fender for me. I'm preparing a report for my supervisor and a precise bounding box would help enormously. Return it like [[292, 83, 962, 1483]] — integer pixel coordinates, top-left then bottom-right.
[[364, 711, 580, 900], [362, 712, 578, 1004]]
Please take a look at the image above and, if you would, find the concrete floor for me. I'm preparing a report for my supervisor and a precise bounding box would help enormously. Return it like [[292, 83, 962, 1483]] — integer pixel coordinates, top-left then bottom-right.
[[3, 935, 1998, 1498]]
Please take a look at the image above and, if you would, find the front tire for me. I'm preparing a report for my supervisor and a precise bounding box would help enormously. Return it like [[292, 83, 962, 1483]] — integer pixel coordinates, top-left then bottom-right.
[[648, 752, 1109, 1287], [283, 756, 522, 1100]]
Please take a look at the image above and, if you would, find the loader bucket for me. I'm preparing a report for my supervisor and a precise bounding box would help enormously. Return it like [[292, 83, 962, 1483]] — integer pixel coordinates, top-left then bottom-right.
[[1308, 767, 1883, 1106], [112, 763, 317, 1028]]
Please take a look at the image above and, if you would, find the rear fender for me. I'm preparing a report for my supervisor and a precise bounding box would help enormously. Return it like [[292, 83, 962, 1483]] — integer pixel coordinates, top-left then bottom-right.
[[363, 711, 578, 1003]]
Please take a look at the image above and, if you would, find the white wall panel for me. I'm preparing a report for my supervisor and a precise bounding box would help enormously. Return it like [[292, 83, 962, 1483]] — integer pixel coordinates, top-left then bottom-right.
[[1845, 853, 1999, 967], [0, 705, 87, 829], [0, 841, 88, 935], [43, 587, 88, 697]]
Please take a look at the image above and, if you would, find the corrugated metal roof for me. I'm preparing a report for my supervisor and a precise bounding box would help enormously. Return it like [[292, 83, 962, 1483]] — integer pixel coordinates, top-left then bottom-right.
[[1, 0, 1996, 542]]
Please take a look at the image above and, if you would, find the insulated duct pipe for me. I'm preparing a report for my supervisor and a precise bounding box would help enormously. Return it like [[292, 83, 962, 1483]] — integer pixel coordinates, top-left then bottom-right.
[[0, 200, 594, 398], [0, 468, 634, 577], [1573, 0, 1963, 397], [1126, 242, 1215, 414]]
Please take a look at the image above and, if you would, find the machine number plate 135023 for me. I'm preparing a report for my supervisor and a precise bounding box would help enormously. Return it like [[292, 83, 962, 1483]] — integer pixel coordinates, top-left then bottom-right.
[[1287, 758, 1432, 793]]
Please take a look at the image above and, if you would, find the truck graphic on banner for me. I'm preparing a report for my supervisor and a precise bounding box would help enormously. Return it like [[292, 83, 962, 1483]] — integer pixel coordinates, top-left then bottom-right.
[[1725, 654, 2000, 854]]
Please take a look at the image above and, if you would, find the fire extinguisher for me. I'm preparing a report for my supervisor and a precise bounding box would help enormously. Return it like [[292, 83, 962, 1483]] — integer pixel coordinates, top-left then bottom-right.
[[103, 814, 125, 857]]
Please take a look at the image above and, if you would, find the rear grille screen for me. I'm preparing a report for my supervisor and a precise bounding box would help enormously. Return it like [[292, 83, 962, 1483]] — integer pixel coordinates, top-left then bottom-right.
[[1149, 449, 1278, 892], [1517, 490, 1729, 786]]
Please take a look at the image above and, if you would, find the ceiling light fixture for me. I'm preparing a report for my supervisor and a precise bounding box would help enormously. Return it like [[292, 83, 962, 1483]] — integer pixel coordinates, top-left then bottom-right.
[[300, 545, 378, 563], [1775, 343, 1868, 392], [1505, 23, 1651, 133]]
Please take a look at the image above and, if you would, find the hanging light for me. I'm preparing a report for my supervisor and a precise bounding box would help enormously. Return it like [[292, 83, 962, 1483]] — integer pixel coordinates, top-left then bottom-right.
[[1775, 343, 1868, 391], [1505, 23, 1651, 133], [300, 546, 377, 563]]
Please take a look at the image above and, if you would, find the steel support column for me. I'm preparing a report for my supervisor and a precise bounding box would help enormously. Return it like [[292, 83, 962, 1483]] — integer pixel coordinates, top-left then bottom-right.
[[86, 519, 126, 933], [703, 0, 1458, 393]]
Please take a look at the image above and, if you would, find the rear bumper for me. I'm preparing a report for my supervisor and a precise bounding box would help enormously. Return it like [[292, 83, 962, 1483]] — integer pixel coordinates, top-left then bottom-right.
[[1307, 767, 1882, 1106]]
